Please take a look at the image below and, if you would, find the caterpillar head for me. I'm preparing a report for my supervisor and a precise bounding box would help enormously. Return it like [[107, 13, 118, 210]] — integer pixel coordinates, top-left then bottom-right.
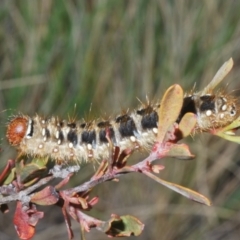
[[6, 117, 29, 146]]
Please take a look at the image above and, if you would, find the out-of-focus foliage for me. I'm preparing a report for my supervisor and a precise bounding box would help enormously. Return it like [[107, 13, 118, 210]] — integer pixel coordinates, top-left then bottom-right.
[[1, 1, 240, 239]]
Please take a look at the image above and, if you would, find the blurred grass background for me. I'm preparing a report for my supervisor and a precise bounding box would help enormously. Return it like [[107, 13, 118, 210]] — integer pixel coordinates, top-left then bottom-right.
[[1, 0, 240, 239]]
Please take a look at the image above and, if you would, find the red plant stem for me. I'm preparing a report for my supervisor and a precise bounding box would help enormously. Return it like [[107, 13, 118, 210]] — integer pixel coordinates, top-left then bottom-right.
[[64, 142, 168, 196]]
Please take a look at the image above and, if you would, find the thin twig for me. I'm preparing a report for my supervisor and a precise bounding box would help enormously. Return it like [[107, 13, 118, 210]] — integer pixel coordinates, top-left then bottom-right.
[[64, 143, 168, 196], [0, 175, 53, 204]]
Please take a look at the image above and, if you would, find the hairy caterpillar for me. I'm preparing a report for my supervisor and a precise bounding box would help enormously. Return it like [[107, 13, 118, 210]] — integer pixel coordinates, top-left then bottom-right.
[[5, 58, 238, 163], [6, 90, 238, 164]]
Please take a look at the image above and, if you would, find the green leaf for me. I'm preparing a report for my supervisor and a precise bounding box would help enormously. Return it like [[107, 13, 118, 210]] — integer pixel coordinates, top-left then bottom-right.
[[31, 157, 50, 167], [20, 163, 47, 184], [166, 143, 195, 160], [31, 186, 59, 205], [212, 117, 240, 144], [99, 215, 144, 237], [3, 168, 16, 185], [201, 58, 233, 94], [157, 84, 183, 142], [144, 171, 211, 206], [178, 112, 197, 138]]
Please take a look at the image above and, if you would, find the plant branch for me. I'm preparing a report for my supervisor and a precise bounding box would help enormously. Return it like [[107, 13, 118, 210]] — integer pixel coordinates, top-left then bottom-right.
[[0, 175, 54, 204]]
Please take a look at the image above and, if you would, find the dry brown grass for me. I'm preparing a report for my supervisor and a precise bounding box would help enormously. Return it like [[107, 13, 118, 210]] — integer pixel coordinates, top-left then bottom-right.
[[1, 1, 240, 239]]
